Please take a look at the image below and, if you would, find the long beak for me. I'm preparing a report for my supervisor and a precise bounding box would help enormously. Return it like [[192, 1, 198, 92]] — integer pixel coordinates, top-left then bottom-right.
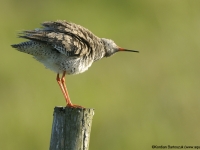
[[119, 47, 139, 53]]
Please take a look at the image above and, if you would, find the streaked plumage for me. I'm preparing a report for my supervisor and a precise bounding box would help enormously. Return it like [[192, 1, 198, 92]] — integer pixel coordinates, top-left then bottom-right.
[[11, 20, 138, 107]]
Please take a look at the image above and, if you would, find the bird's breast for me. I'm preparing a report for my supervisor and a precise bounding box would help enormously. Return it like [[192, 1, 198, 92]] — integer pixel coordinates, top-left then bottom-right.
[[63, 57, 93, 75], [34, 53, 93, 75]]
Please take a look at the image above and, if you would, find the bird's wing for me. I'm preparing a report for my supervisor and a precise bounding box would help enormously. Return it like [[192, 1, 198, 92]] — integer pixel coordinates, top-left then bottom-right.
[[19, 20, 99, 57]]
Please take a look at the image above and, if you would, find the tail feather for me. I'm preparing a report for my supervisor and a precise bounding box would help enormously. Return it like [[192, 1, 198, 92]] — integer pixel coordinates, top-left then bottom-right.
[[11, 44, 19, 48], [11, 41, 47, 56], [11, 41, 34, 50]]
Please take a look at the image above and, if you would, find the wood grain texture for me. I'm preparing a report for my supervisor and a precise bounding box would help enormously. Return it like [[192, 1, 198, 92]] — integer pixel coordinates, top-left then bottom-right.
[[49, 106, 94, 150]]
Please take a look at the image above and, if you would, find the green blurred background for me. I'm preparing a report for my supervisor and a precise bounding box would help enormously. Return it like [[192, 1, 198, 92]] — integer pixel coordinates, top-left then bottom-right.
[[1, 0, 200, 149]]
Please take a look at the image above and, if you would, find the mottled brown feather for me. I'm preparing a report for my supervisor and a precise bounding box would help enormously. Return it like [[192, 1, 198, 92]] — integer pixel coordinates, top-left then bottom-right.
[[19, 20, 103, 58]]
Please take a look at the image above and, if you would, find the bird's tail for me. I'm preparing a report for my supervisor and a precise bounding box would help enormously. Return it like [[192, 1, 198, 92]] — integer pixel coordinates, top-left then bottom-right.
[[11, 41, 49, 56], [11, 41, 36, 55]]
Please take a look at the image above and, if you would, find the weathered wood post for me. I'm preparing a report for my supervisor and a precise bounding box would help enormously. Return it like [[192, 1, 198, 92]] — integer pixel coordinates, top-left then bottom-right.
[[49, 106, 95, 150]]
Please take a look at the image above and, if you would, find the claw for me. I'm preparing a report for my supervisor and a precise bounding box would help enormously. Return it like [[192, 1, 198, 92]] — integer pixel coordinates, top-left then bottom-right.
[[66, 103, 85, 108]]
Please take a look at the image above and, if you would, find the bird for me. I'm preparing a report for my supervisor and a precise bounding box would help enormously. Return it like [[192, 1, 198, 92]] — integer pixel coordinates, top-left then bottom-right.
[[11, 20, 139, 107]]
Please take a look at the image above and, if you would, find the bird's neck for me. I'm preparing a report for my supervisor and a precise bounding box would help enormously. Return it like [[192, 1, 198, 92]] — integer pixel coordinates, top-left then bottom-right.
[[93, 39, 106, 62]]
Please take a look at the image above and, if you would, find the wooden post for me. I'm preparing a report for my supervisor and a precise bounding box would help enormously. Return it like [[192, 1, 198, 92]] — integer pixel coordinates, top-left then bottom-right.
[[49, 106, 95, 150]]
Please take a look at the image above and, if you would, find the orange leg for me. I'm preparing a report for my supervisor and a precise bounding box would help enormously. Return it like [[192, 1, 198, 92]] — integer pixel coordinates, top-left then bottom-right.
[[56, 72, 84, 108]]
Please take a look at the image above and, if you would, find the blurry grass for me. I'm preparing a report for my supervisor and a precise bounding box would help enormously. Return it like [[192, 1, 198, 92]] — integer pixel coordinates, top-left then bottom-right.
[[1, 0, 200, 150]]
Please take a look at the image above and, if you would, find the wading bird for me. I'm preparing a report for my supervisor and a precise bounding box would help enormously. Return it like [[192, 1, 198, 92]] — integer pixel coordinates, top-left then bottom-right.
[[11, 20, 139, 107]]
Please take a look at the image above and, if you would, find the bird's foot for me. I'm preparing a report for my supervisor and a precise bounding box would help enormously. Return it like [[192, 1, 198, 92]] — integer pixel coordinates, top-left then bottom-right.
[[66, 103, 85, 108]]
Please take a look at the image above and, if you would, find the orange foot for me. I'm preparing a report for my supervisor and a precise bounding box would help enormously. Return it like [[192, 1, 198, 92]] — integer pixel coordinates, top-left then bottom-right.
[[67, 103, 85, 108]]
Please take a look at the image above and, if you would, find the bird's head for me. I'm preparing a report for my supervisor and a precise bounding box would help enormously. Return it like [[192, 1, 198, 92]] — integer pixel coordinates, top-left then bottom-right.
[[101, 38, 139, 57]]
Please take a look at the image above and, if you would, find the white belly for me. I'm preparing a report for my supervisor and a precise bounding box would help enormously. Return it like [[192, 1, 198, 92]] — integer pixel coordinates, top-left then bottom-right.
[[34, 54, 93, 75]]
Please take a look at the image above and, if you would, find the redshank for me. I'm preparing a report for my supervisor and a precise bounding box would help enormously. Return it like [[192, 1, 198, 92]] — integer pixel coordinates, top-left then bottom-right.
[[11, 20, 139, 107]]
